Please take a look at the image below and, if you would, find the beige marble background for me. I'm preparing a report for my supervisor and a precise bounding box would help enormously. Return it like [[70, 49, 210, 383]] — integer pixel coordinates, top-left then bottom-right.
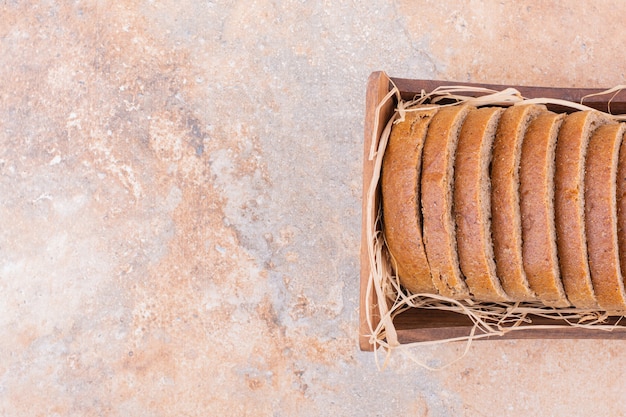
[[1, 1, 625, 416]]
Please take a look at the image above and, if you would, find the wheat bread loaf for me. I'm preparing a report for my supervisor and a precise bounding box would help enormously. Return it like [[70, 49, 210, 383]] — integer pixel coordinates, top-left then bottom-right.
[[585, 123, 626, 312], [421, 105, 473, 298], [382, 108, 439, 294], [491, 104, 546, 301], [454, 106, 510, 302], [555, 110, 612, 309], [519, 112, 570, 307]]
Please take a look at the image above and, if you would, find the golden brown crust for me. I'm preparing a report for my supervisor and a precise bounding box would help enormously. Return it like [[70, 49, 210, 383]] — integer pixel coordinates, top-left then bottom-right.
[[520, 112, 570, 307], [588, 123, 626, 311], [454, 107, 509, 302], [382, 108, 439, 294], [421, 105, 473, 298], [491, 104, 546, 301], [555, 111, 612, 308]]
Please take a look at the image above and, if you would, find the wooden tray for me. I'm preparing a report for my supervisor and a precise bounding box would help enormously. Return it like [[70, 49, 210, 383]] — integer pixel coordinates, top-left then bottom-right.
[[359, 71, 626, 351]]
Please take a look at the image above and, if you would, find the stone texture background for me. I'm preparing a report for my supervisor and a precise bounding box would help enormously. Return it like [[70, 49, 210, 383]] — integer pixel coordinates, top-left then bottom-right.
[[1, 1, 625, 416]]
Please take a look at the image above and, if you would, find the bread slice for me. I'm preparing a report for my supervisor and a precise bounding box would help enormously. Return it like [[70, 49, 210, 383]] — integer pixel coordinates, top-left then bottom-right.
[[520, 112, 569, 307], [491, 104, 546, 301], [382, 107, 439, 294], [616, 123, 626, 310], [585, 123, 626, 312], [454, 106, 509, 302], [421, 105, 473, 298], [555, 111, 611, 309]]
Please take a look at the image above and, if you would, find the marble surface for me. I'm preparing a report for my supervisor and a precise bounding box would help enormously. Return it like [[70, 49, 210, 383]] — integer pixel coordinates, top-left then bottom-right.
[[1, 1, 626, 416]]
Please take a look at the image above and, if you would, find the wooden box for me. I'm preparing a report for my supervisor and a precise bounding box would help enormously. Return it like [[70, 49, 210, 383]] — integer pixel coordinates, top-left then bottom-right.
[[359, 71, 626, 351]]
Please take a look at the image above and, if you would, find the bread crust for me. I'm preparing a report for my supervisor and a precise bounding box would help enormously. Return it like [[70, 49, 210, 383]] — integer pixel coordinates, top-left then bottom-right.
[[555, 111, 611, 308], [586, 123, 626, 312], [491, 104, 546, 301], [421, 105, 473, 298], [382, 108, 439, 294], [520, 112, 570, 307], [454, 107, 509, 302]]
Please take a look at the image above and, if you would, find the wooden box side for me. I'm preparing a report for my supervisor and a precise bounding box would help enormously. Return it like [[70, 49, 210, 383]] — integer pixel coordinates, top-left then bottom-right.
[[359, 71, 395, 351], [359, 74, 626, 351]]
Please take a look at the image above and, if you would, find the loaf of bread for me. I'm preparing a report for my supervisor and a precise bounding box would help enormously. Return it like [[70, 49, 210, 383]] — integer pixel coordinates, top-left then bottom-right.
[[555, 111, 611, 309], [421, 105, 473, 298], [454, 107, 509, 302], [520, 112, 570, 307], [587, 123, 626, 311], [491, 104, 546, 301], [381, 97, 626, 313], [382, 108, 439, 294]]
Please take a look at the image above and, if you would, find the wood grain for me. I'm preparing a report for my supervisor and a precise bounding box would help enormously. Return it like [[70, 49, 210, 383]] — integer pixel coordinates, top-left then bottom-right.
[[359, 71, 394, 351]]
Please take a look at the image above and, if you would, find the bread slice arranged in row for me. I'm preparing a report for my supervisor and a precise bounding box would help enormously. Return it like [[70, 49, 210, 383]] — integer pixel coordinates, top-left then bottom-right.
[[587, 123, 626, 311], [492, 104, 546, 301], [519, 112, 569, 307], [381, 103, 626, 311], [454, 107, 509, 302], [381, 107, 438, 294], [554, 111, 614, 309], [421, 105, 473, 298]]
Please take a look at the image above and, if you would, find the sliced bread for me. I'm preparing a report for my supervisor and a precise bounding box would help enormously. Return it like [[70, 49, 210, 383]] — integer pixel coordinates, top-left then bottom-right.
[[454, 106, 509, 302], [520, 112, 569, 307], [421, 105, 473, 298], [616, 123, 626, 310], [382, 107, 439, 294], [491, 104, 546, 301], [555, 111, 612, 309], [585, 123, 626, 312]]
